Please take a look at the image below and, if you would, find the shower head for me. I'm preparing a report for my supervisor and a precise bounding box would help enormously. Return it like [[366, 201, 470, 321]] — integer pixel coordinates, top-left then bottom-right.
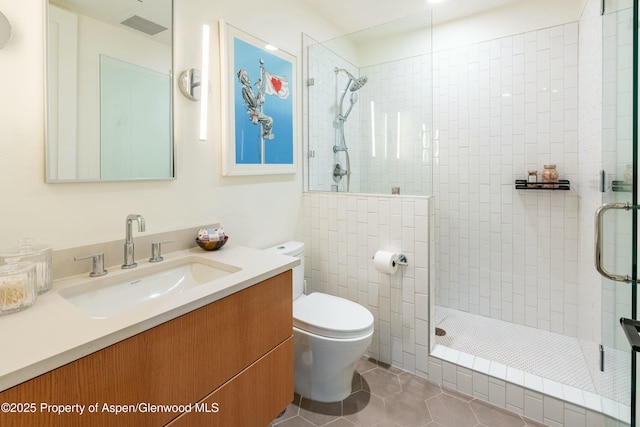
[[349, 76, 368, 91], [335, 67, 368, 92]]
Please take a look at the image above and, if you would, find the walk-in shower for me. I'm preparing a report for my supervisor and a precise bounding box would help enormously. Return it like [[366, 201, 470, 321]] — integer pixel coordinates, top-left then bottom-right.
[[332, 67, 368, 191], [304, 3, 637, 425]]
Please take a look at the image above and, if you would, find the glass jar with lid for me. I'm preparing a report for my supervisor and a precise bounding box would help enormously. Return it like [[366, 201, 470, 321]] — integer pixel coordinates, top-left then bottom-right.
[[0, 239, 52, 294], [0, 262, 37, 315], [541, 165, 559, 189]]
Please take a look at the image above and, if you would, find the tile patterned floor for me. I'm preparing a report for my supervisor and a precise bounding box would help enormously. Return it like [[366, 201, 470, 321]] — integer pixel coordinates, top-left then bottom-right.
[[271, 357, 547, 427]]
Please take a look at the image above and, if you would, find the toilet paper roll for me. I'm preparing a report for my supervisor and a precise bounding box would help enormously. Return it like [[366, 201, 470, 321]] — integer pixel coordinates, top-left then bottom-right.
[[373, 251, 399, 274]]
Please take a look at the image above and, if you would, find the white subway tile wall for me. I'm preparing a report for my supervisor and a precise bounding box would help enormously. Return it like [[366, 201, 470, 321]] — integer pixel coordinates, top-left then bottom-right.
[[302, 192, 433, 371], [432, 22, 583, 337], [305, 40, 433, 195], [305, 42, 361, 193]]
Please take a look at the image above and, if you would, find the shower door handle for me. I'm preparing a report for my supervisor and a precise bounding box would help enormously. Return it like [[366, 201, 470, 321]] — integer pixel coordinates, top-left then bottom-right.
[[594, 202, 632, 283]]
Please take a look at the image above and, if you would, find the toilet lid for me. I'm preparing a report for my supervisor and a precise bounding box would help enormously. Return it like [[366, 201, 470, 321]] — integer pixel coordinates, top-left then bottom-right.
[[293, 292, 374, 339]]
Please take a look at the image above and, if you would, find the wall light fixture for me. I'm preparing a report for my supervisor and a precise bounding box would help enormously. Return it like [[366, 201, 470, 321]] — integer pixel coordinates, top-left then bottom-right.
[[0, 11, 12, 49]]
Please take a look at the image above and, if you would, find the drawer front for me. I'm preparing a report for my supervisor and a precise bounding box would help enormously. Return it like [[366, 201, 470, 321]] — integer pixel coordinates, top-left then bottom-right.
[[0, 271, 292, 427], [168, 337, 294, 427]]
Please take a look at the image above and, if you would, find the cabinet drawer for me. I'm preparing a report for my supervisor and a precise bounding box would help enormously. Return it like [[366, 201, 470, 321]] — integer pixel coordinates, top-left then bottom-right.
[[0, 271, 292, 427], [168, 337, 293, 427]]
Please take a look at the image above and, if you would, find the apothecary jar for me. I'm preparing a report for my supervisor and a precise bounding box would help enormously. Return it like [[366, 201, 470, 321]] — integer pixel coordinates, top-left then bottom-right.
[[542, 165, 559, 189]]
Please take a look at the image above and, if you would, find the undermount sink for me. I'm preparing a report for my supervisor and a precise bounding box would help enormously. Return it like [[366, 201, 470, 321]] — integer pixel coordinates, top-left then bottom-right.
[[58, 256, 241, 319]]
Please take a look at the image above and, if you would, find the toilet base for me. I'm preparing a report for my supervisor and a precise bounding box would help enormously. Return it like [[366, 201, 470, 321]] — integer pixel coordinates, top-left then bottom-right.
[[293, 326, 373, 403]]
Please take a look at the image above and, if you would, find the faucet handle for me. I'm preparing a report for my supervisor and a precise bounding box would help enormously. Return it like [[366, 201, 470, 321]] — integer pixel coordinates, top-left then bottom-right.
[[74, 253, 108, 277], [149, 240, 174, 263]]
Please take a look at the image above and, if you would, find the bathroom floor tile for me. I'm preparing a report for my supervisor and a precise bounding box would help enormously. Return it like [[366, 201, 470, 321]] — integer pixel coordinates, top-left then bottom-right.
[[384, 391, 431, 426], [469, 399, 527, 426], [299, 397, 342, 426], [271, 357, 548, 427], [360, 368, 402, 399], [426, 393, 479, 427]]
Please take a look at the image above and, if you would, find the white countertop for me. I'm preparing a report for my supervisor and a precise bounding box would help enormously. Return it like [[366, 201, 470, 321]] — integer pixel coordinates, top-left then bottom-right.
[[0, 244, 299, 392]]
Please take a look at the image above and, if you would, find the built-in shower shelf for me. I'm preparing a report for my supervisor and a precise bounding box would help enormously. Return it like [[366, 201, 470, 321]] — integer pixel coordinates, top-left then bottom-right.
[[514, 179, 570, 191], [612, 180, 632, 192]]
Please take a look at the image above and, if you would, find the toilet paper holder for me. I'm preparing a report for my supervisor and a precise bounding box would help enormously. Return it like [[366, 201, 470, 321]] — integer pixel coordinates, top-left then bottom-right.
[[371, 253, 409, 266], [395, 254, 408, 266]]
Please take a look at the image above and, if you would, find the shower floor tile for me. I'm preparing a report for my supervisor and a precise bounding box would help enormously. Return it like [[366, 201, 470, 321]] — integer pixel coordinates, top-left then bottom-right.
[[434, 306, 595, 391], [434, 306, 630, 403]]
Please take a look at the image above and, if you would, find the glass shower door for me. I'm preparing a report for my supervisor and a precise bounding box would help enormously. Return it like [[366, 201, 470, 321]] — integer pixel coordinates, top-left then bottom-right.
[[599, 0, 637, 424]]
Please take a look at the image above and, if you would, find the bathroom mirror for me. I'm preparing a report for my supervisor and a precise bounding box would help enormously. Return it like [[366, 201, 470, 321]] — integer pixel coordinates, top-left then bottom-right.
[[46, 0, 174, 182]]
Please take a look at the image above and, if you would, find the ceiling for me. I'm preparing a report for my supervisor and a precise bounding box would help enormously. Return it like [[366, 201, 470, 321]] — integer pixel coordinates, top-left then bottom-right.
[[50, 0, 171, 44], [299, 0, 530, 35]]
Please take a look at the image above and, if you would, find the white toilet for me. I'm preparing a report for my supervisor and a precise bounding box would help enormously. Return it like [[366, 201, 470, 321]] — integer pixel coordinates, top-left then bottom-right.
[[266, 241, 374, 403]]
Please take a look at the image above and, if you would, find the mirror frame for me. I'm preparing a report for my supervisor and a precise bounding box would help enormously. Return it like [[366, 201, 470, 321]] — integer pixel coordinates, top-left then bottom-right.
[[44, 0, 175, 183]]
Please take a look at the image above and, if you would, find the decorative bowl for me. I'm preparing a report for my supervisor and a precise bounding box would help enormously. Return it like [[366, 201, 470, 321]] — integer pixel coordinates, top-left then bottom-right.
[[195, 236, 228, 251]]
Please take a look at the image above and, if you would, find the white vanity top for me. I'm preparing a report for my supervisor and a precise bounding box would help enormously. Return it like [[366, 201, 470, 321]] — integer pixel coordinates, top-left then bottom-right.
[[0, 244, 299, 392]]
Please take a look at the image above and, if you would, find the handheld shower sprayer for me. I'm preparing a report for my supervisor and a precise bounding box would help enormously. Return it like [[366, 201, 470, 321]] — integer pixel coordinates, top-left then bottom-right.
[[333, 67, 369, 192], [334, 68, 368, 121]]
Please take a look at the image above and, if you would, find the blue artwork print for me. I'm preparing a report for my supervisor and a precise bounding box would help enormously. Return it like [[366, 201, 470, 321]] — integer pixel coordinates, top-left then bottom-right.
[[233, 38, 294, 165]]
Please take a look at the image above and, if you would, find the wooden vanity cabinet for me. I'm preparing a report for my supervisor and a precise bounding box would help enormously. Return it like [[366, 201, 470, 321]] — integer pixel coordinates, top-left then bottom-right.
[[0, 271, 293, 427]]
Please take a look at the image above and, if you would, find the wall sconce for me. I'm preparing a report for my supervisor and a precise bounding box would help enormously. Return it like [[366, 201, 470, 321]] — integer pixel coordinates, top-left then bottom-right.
[[178, 24, 210, 141], [0, 11, 13, 49], [178, 68, 202, 100]]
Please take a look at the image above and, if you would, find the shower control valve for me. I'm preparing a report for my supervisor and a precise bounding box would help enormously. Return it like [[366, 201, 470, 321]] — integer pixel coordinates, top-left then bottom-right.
[[333, 145, 348, 153]]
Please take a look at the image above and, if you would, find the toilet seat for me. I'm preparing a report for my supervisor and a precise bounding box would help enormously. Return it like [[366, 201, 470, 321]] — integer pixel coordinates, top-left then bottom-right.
[[293, 292, 374, 339]]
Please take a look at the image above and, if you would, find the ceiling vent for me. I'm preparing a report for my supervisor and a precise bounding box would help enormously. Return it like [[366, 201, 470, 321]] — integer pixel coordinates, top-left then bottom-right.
[[120, 15, 167, 36]]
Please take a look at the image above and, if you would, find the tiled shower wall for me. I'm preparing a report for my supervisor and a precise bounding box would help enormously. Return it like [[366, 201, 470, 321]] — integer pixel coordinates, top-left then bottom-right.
[[306, 41, 362, 193], [302, 192, 434, 376], [433, 23, 584, 337], [358, 55, 433, 196], [305, 36, 433, 196]]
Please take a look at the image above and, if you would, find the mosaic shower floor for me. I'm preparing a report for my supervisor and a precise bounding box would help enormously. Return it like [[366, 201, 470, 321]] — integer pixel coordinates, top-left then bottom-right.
[[433, 306, 630, 404]]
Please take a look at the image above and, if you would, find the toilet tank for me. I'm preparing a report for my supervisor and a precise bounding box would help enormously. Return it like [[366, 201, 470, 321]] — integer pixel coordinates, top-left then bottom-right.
[[265, 241, 305, 299]]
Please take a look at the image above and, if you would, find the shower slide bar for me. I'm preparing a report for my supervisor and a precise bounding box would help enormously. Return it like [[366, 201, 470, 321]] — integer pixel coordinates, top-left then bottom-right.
[[594, 202, 633, 283]]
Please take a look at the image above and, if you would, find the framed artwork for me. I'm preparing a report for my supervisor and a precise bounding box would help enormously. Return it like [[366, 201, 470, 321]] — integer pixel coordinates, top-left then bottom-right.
[[219, 20, 296, 176]]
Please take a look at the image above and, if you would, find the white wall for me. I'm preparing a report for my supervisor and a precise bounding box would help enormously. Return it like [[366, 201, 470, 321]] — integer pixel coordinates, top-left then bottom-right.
[[0, 0, 345, 252], [432, 0, 586, 52]]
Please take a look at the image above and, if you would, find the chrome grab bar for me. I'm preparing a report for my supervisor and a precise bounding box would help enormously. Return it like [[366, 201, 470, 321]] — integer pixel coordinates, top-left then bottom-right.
[[594, 202, 632, 283]]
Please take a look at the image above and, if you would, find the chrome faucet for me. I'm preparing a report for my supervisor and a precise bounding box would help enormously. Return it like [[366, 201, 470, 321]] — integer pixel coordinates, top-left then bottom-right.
[[122, 214, 145, 269]]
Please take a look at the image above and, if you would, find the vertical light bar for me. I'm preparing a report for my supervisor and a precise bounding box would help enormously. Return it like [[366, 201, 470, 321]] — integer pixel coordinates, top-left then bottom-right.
[[384, 113, 388, 159], [421, 123, 427, 163], [199, 24, 210, 141], [370, 101, 376, 157], [396, 112, 401, 159]]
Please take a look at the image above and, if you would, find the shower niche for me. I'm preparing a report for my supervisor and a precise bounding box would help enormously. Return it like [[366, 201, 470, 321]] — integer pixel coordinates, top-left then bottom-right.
[[303, 11, 433, 196]]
